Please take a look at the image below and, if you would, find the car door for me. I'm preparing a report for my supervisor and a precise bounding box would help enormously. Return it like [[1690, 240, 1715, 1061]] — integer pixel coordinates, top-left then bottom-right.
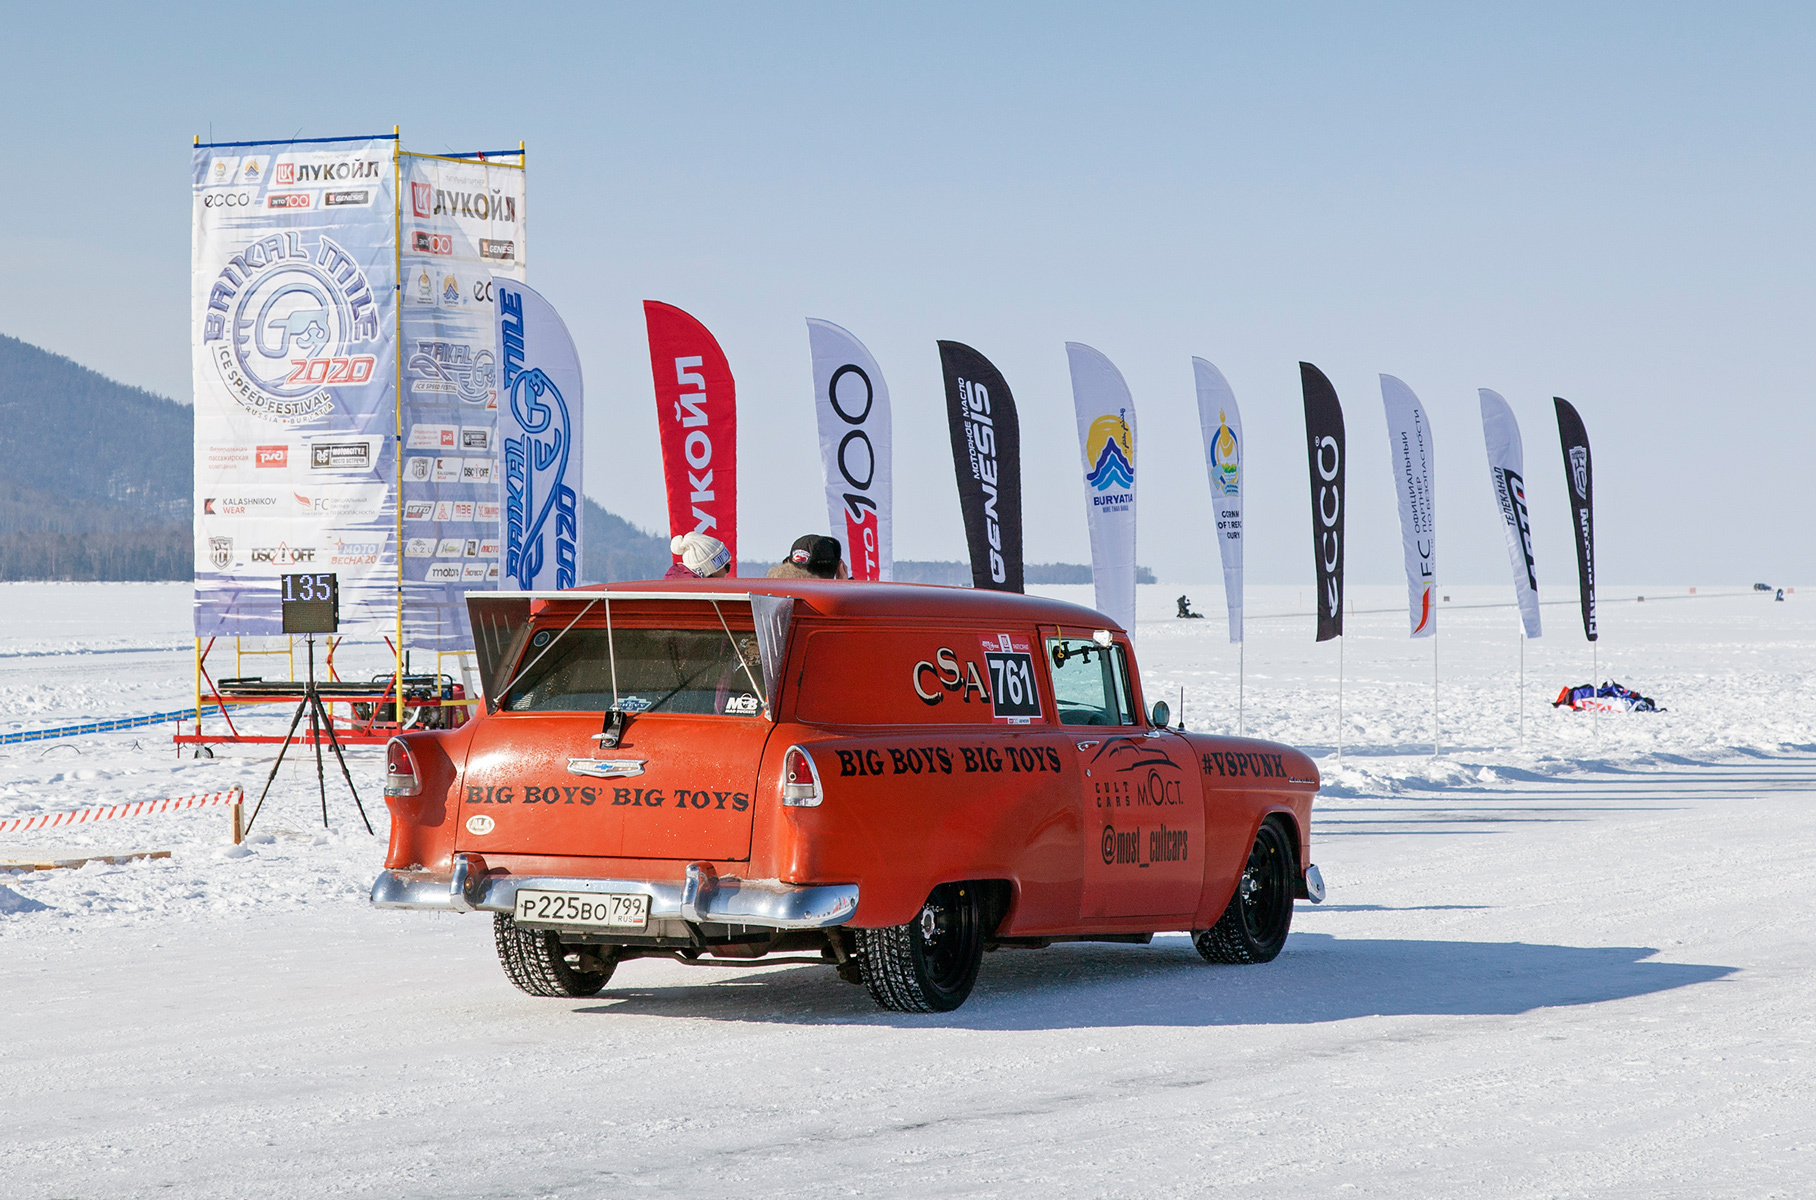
[[1047, 627, 1204, 921]]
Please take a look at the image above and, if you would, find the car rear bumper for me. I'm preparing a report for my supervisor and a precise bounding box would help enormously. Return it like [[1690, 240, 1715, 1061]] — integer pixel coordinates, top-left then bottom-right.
[[370, 854, 859, 930]]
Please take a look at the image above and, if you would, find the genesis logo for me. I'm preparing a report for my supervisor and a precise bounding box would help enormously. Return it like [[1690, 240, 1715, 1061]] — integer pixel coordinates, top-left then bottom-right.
[[958, 377, 1007, 584], [201, 231, 380, 424]]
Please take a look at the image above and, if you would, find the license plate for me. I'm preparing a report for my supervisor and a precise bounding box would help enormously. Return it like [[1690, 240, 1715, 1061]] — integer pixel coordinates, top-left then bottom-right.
[[513, 889, 649, 929]]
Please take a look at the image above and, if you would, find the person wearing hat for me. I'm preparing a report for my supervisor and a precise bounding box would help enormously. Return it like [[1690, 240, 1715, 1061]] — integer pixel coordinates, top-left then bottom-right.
[[665, 531, 733, 579], [766, 534, 847, 580]]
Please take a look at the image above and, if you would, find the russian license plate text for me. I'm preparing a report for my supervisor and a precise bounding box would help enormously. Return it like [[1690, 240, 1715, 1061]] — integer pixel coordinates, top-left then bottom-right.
[[514, 889, 649, 929]]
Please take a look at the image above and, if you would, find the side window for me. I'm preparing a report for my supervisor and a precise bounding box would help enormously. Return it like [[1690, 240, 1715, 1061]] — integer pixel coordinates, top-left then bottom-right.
[[1045, 638, 1136, 726]]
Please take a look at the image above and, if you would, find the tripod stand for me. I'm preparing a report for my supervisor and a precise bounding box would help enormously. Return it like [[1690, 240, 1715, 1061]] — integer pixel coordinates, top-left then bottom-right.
[[244, 634, 373, 836]]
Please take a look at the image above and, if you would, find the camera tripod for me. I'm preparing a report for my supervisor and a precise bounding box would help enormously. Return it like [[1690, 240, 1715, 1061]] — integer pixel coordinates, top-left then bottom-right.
[[244, 634, 374, 836]]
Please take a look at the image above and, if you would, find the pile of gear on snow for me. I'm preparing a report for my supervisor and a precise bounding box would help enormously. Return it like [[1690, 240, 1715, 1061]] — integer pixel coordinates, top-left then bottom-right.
[[1553, 681, 1664, 713]]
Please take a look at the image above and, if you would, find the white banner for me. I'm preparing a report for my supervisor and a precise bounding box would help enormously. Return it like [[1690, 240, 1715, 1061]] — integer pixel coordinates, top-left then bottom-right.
[[1066, 343, 1137, 634], [1480, 389, 1542, 638], [1380, 374, 1436, 638], [191, 136, 398, 637], [1193, 358, 1243, 643], [806, 319, 891, 581], [497, 281, 583, 591], [399, 153, 527, 647]]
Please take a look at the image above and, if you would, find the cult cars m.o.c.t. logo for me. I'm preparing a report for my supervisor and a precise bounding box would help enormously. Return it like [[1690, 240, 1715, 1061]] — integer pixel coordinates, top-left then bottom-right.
[[200, 231, 382, 424]]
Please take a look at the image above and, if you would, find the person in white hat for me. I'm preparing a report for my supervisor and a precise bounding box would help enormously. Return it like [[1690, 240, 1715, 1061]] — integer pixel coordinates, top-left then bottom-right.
[[664, 531, 732, 579]]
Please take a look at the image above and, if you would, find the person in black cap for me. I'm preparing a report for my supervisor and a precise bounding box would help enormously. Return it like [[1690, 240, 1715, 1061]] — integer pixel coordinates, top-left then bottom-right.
[[766, 534, 848, 579]]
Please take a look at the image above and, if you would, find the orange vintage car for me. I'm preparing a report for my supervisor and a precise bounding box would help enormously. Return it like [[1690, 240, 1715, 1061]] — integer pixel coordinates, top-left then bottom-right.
[[373, 580, 1324, 1012]]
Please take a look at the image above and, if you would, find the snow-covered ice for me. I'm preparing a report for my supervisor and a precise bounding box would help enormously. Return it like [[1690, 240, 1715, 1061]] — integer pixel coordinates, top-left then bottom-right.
[[0, 580, 1811, 1197]]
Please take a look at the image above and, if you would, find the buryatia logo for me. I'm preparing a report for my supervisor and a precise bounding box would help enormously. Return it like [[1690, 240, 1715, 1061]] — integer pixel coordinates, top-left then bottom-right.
[[1212, 411, 1239, 496], [1083, 411, 1134, 492]]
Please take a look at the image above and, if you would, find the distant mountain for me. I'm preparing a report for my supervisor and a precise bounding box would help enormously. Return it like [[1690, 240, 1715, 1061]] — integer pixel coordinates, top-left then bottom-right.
[[0, 334, 192, 579], [0, 333, 681, 583], [0, 334, 1153, 587], [582, 499, 672, 582]]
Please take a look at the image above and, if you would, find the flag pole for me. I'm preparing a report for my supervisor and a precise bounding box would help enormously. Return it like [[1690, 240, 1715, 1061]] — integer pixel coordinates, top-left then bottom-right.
[[1238, 637, 1245, 737], [1337, 634, 1345, 766], [1518, 630, 1525, 746], [1432, 616, 1440, 757]]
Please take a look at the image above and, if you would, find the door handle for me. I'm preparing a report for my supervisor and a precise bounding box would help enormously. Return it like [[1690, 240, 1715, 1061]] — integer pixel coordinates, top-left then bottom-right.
[[1076, 741, 1099, 750]]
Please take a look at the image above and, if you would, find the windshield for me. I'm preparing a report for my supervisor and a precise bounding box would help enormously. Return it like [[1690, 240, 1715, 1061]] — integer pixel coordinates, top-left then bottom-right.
[[501, 627, 764, 716]]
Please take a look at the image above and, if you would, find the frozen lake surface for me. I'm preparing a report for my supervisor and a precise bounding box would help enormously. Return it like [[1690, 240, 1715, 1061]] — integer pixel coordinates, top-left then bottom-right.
[[0, 581, 1810, 1197]]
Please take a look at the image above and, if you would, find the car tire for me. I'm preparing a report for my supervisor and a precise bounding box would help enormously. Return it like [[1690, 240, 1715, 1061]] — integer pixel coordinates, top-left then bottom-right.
[[854, 882, 985, 1013], [1194, 818, 1296, 965], [493, 913, 617, 997]]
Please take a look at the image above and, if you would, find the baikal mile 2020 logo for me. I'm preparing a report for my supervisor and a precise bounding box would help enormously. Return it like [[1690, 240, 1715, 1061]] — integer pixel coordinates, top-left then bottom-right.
[[201, 232, 381, 424], [499, 286, 577, 589]]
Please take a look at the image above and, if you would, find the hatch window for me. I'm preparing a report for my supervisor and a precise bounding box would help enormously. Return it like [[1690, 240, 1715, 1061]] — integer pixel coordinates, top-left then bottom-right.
[[1045, 637, 1136, 726], [502, 628, 764, 716]]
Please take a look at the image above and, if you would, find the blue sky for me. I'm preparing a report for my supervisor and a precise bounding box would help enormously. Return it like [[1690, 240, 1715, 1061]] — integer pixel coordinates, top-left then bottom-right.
[[4, 2, 1811, 585]]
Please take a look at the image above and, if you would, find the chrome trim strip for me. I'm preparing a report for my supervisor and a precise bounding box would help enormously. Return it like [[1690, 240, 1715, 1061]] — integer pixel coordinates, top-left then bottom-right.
[[369, 867, 859, 929]]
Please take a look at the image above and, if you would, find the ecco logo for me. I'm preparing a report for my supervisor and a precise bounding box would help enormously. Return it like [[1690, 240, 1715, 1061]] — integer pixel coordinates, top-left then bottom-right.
[[1314, 434, 1341, 618], [203, 192, 253, 208]]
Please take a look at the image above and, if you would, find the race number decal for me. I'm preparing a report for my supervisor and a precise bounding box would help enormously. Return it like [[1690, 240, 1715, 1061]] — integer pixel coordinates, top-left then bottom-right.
[[980, 633, 1041, 723]]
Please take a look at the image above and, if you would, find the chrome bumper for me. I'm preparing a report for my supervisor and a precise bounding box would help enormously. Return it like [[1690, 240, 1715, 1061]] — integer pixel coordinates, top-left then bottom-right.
[[370, 855, 859, 930]]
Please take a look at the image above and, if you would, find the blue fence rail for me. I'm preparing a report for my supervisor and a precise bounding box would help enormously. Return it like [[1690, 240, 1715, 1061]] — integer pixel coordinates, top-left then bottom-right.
[[1, 705, 240, 747]]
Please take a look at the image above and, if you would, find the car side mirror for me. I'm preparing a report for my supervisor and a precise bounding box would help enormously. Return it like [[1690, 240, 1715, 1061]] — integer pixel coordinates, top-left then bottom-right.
[[1150, 700, 1170, 728]]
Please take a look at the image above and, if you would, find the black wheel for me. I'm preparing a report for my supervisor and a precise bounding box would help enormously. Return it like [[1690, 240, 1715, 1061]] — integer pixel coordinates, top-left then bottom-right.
[[854, 882, 985, 1012], [1195, 819, 1296, 964], [492, 913, 617, 997]]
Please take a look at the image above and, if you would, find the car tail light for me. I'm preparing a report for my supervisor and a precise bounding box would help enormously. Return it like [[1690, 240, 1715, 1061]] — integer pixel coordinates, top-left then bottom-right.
[[385, 737, 421, 797], [781, 746, 822, 807]]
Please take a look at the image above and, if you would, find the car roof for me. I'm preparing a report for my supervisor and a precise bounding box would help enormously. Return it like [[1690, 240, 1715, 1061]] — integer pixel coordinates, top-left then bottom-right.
[[559, 578, 1125, 633]]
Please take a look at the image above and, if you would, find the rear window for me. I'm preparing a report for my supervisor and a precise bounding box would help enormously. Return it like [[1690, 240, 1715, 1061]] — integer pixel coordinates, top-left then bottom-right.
[[501, 627, 764, 716]]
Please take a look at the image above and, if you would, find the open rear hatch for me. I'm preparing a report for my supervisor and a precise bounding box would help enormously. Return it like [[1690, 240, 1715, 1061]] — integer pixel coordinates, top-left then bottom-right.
[[454, 590, 794, 862]]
